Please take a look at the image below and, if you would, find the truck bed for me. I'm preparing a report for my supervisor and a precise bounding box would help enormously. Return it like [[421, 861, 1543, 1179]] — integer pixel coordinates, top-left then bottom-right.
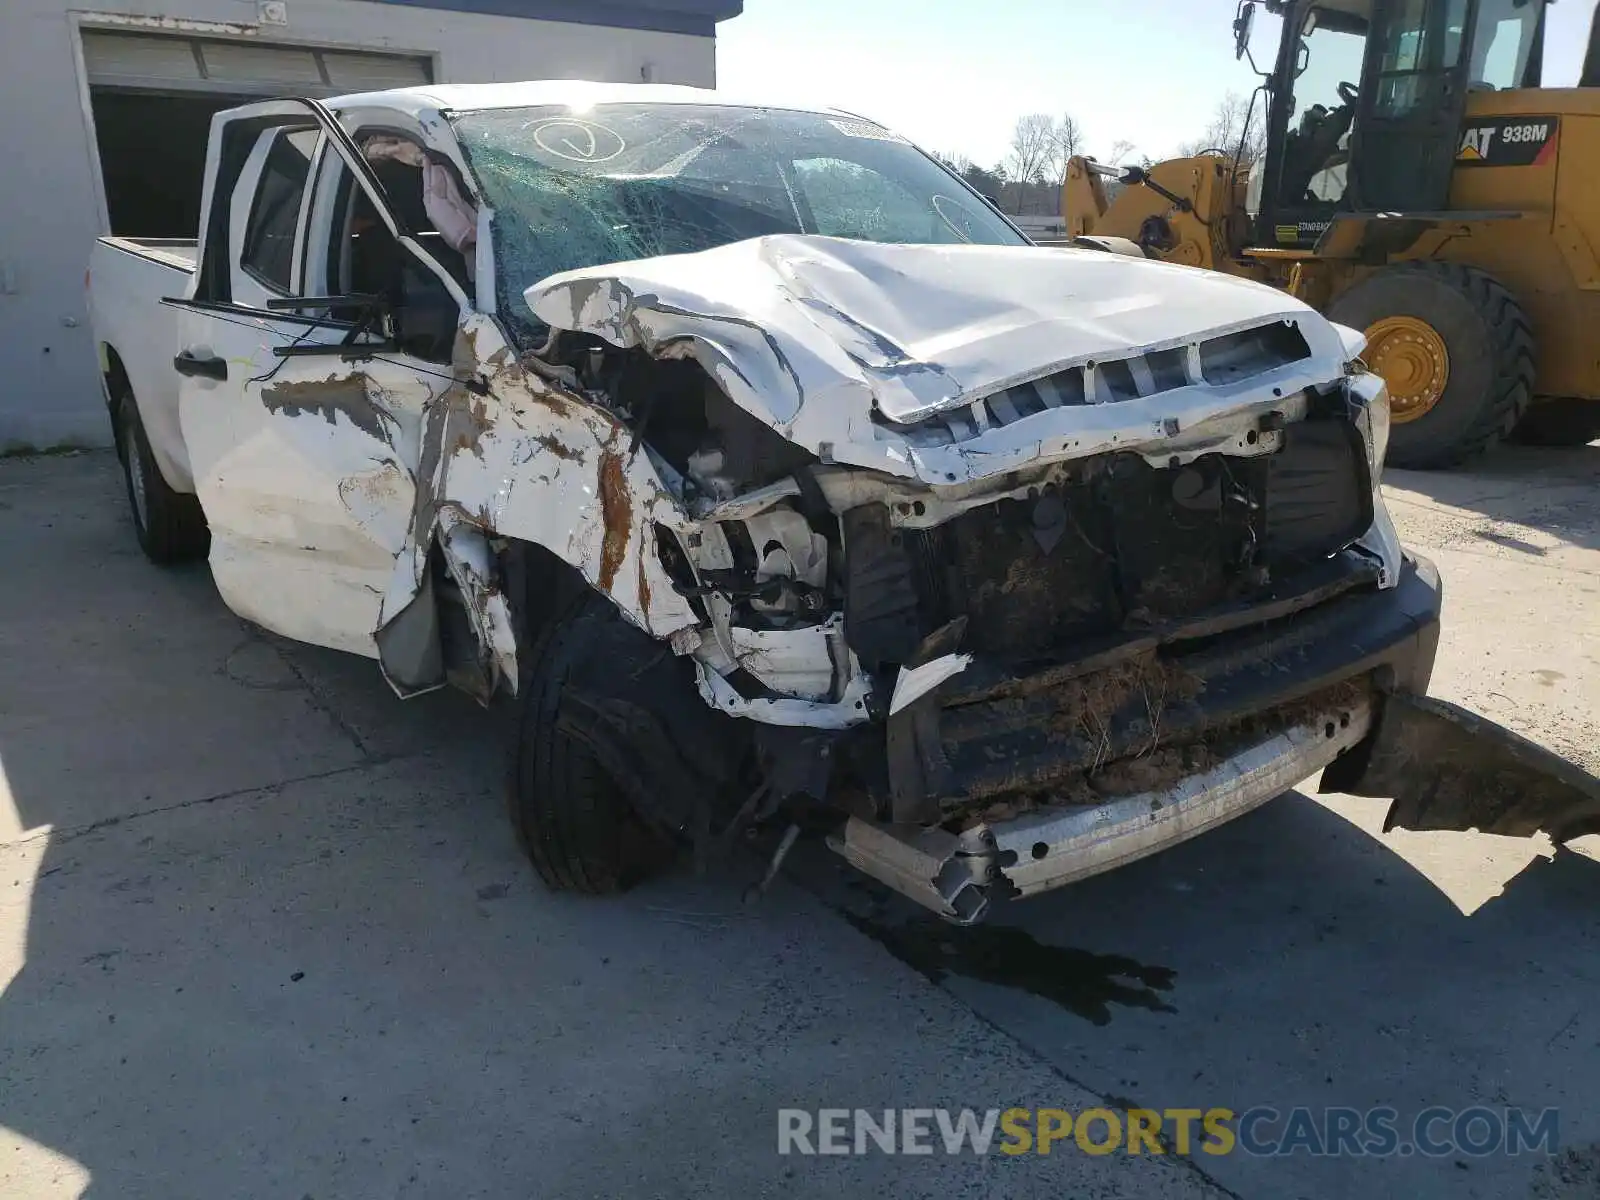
[[88, 236, 200, 494], [98, 237, 198, 273]]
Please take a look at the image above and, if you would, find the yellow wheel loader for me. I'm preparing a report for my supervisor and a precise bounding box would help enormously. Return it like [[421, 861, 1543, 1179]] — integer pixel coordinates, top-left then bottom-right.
[[1063, 0, 1600, 468]]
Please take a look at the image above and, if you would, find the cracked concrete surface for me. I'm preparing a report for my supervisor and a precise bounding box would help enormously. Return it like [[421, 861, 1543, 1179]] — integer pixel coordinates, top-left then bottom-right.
[[1, 446, 1597, 1199]]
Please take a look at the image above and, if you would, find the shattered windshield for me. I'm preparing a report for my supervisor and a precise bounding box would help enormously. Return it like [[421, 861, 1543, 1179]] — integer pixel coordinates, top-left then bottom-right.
[[450, 103, 1027, 344]]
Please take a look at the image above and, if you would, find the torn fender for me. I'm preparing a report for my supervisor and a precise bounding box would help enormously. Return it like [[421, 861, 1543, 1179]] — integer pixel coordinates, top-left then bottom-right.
[[1324, 692, 1600, 843], [374, 315, 698, 698]]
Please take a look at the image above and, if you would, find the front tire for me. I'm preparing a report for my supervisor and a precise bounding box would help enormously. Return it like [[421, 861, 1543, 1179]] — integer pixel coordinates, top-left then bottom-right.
[[115, 394, 209, 564], [1327, 263, 1534, 470], [509, 608, 675, 894]]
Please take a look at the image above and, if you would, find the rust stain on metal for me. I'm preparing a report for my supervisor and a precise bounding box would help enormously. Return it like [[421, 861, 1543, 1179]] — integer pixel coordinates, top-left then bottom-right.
[[637, 546, 653, 615], [597, 449, 631, 594], [534, 433, 582, 462], [533, 384, 575, 420], [446, 394, 493, 462], [263, 376, 388, 441]]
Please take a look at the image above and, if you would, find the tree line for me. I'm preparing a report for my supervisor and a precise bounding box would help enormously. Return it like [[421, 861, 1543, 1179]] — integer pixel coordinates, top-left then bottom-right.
[[936, 93, 1267, 217]]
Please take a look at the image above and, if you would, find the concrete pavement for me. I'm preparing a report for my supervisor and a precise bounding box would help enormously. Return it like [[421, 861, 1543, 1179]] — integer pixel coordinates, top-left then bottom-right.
[[2, 444, 1597, 1199], [0, 452, 1219, 1199]]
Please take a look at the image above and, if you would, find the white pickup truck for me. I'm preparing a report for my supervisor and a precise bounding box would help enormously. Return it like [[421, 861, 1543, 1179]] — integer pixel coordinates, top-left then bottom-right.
[[88, 82, 1599, 922]]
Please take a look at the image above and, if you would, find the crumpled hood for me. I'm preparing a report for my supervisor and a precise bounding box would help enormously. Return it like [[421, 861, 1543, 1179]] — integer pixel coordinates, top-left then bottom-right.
[[524, 234, 1345, 449]]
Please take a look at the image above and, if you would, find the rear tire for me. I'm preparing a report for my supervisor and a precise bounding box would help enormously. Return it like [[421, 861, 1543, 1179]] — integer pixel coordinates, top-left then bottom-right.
[[1326, 263, 1534, 470], [508, 607, 675, 894], [115, 393, 209, 564], [1510, 398, 1600, 447]]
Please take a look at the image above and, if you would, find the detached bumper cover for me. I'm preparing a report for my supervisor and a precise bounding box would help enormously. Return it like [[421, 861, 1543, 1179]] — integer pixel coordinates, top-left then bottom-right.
[[1325, 692, 1600, 843]]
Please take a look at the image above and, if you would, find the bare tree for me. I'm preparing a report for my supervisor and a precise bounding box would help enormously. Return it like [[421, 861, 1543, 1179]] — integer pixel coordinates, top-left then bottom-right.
[[1050, 113, 1085, 182], [1178, 91, 1266, 166], [1106, 139, 1138, 166], [1006, 113, 1057, 207]]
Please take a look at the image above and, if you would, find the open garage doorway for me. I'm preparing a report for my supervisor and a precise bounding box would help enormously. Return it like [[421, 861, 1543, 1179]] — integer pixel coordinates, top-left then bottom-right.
[[79, 29, 432, 239], [91, 90, 249, 238]]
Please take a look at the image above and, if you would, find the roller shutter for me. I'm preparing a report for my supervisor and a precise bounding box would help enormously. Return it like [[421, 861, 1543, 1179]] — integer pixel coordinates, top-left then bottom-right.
[[79, 30, 431, 95]]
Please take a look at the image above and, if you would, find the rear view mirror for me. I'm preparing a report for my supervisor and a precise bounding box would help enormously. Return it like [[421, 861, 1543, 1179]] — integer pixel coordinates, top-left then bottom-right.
[[1234, 1, 1257, 59]]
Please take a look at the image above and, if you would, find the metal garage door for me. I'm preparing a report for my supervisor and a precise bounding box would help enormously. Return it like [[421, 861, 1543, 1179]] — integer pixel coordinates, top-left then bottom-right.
[[80, 30, 432, 96]]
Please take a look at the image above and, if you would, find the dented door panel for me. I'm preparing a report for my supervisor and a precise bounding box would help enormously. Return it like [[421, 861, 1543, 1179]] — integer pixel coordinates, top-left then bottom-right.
[[189, 344, 435, 657], [1329, 692, 1600, 843]]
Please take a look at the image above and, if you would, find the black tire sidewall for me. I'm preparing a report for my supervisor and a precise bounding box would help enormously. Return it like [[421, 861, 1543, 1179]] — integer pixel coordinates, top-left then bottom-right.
[[117, 397, 158, 555], [115, 389, 209, 563], [508, 608, 674, 894]]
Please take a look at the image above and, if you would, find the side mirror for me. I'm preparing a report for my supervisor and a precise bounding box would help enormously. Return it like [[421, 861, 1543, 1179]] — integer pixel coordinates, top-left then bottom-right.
[[1233, 1, 1256, 59]]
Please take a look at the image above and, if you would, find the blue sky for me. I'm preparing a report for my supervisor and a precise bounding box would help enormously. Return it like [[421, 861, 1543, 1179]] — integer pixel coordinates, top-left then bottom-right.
[[716, 0, 1593, 166]]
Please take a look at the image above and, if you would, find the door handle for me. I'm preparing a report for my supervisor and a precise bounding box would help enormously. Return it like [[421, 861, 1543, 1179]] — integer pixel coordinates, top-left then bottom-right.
[[175, 350, 228, 381]]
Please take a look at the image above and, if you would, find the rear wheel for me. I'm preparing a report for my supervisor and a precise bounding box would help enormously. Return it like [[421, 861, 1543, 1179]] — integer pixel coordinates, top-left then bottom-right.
[[508, 607, 675, 894], [1511, 398, 1600, 447], [1326, 263, 1534, 470], [115, 393, 209, 564]]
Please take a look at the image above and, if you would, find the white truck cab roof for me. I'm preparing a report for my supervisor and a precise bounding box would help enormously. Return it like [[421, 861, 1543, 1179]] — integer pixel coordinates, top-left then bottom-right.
[[326, 80, 858, 122]]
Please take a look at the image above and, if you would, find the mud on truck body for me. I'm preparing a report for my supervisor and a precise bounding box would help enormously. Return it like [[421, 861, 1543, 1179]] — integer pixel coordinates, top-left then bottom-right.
[[88, 83, 1600, 924]]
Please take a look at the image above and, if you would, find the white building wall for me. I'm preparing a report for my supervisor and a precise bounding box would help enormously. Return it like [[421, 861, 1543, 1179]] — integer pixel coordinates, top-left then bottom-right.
[[0, 0, 718, 451]]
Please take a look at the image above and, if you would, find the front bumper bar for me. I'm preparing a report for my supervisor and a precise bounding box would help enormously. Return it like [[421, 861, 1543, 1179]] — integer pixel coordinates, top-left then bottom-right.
[[832, 556, 1444, 923], [832, 696, 1373, 924]]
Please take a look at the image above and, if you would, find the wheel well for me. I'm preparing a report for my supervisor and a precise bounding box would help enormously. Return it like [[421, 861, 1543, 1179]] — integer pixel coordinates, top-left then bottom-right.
[[102, 346, 131, 459], [102, 346, 129, 405], [497, 536, 600, 688]]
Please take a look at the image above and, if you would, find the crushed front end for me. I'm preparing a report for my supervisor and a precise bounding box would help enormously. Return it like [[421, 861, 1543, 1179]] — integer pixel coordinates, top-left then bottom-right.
[[512, 237, 1443, 921], [664, 377, 1435, 924]]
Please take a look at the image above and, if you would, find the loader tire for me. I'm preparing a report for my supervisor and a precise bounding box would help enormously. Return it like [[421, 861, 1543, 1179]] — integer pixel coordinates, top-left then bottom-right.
[[508, 604, 674, 894], [115, 391, 210, 564], [1510, 398, 1600, 447], [1326, 263, 1534, 471]]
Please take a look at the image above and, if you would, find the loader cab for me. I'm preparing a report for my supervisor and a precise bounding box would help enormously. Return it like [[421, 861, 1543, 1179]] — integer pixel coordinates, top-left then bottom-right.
[[1248, 0, 1548, 248]]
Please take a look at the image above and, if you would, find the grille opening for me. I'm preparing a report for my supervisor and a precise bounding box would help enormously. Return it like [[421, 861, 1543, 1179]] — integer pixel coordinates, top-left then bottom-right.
[[1098, 359, 1140, 402], [875, 319, 1317, 448], [1200, 322, 1311, 385], [1146, 347, 1190, 392]]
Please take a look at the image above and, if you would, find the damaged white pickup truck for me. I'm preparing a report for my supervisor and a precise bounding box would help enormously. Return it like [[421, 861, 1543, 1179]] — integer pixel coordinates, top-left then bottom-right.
[[89, 83, 1600, 923]]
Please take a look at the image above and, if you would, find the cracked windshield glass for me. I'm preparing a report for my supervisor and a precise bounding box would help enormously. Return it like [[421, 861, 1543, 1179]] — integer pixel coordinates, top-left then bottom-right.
[[451, 103, 1027, 343]]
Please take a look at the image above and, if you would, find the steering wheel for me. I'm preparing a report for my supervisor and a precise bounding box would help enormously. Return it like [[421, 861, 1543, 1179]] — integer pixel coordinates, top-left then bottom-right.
[[1337, 80, 1359, 106]]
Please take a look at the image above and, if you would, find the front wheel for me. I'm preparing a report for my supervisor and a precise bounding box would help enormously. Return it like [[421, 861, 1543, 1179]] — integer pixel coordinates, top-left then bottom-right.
[[115, 394, 209, 564], [508, 610, 676, 894], [1327, 263, 1534, 470]]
